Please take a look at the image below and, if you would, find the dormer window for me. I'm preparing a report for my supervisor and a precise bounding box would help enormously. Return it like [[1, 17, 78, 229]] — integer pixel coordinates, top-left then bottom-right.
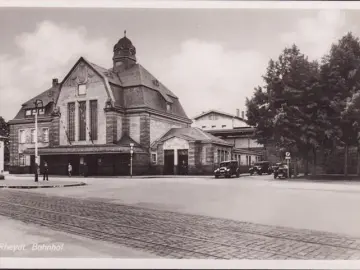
[[78, 84, 87, 95], [166, 103, 171, 113]]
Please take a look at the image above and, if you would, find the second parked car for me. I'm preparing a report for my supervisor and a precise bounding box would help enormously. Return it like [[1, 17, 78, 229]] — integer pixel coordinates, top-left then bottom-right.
[[214, 160, 240, 178], [249, 161, 273, 175]]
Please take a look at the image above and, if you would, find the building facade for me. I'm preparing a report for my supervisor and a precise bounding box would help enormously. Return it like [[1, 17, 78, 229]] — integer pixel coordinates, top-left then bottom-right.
[[192, 110, 264, 168], [9, 34, 193, 176]]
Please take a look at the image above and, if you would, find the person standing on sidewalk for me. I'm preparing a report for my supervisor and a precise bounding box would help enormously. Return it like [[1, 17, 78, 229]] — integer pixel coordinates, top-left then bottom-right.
[[68, 163, 72, 177], [43, 162, 49, 181], [34, 162, 39, 182]]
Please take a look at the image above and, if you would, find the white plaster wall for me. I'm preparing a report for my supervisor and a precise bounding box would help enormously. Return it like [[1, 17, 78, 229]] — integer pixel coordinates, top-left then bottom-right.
[[163, 137, 189, 150], [235, 138, 262, 148]]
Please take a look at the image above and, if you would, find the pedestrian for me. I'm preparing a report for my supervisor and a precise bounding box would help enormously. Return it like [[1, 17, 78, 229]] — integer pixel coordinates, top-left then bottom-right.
[[83, 162, 88, 177], [68, 163, 72, 177], [34, 162, 39, 182], [43, 162, 49, 181]]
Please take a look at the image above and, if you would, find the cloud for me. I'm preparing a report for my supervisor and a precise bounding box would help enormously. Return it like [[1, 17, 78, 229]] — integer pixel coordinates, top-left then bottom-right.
[[0, 21, 111, 121], [151, 39, 267, 119], [280, 10, 348, 60]]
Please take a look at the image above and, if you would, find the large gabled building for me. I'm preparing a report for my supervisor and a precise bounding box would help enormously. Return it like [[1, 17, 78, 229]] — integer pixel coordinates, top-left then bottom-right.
[[8, 34, 194, 175]]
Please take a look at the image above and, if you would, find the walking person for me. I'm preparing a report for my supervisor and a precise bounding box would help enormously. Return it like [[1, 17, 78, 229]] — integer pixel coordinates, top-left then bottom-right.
[[43, 162, 49, 181], [83, 162, 88, 177], [68, 163, 72, 177], [34, 162, 39, 182]]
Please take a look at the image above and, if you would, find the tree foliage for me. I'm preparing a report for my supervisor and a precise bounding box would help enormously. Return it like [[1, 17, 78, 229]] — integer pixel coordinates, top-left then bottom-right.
[[246, 32, 360, 175], [0, 116, 9, 162]]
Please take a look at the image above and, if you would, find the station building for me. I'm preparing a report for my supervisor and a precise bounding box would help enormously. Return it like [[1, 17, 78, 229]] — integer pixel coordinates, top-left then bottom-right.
[[8, 34, 235, 176]]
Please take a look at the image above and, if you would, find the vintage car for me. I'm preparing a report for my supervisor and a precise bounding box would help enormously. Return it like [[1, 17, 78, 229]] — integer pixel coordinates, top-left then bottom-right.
[[273, 162, 293, 179], [214, 160, 240, 178], [249, 161, 273, 175]]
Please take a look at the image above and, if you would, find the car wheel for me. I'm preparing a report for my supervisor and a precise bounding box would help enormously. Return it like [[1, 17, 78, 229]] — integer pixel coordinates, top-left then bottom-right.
[[250, 172, 253, 176], [236, 172, 240, 178], [259, 172, 263, 176], [215, 175, 219, 178]]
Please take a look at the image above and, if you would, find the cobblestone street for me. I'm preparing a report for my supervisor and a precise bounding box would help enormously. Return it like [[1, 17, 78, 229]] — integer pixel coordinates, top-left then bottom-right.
[[1, 182, 360, 259]]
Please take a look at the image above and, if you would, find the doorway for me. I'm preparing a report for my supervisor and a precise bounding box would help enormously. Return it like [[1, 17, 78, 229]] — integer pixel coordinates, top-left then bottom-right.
[[178, 149, 188, 175], [85, 155, 99, 176], [164, 150, 174, 175]]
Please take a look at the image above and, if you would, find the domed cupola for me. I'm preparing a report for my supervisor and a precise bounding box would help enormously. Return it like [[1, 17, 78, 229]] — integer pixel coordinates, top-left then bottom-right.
[[113, 30, 137, 72]]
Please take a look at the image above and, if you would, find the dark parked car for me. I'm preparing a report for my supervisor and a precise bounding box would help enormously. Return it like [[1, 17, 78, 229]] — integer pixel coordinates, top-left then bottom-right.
[[214, 160, 240, 178], [273, 162, 293, 179], [249, 161, 273, 175]]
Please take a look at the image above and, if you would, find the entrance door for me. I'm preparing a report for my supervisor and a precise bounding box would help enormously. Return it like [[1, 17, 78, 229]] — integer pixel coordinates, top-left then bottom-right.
[[85, 155, 98, 176], [178, 149, 188, 175], [164, 150, 174, 175]]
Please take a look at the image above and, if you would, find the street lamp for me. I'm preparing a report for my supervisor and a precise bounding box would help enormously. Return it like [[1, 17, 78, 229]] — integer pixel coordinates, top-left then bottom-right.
[[34, 99, 43, 182], [130, 143, 134, 178]]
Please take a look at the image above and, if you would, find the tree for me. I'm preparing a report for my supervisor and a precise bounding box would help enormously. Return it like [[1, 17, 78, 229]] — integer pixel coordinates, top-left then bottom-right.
[[320, 32, 360, 175], [0, 117, 9, 163], [247, 45, 325, 175]]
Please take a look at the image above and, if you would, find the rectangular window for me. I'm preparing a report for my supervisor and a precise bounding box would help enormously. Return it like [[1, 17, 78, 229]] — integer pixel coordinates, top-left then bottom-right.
[[211, 125, 216, 128], [30, 129, 35, 143], [43, 128, 49, 143], [90, 100, 98, 141], [19, 129, 25, 143], [32, 109, 37, 115], [67, 102, 75, 141], [38, 108, 45, 115], [25, 110, 31, 116], [222, 125, 226, 128], [151, 153, 157, 163], [78, 101, 87, 141], [78, 84, 87, 95], [202, 126, 206, 129]]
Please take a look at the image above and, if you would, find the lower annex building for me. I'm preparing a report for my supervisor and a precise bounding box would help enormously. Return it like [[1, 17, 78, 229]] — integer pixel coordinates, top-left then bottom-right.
[[9, 33, 238, 176]]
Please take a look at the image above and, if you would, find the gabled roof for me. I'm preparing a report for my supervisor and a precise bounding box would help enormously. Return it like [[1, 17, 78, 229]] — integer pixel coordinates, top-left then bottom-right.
[[114, 63, 177, 102], [61, 57, 116, 103], [11, 84, 61, 121], [21, 85, 60, 109], [87, 61, 122, 86], [193, 109, 246, 121], [155, 127, 233, 146]]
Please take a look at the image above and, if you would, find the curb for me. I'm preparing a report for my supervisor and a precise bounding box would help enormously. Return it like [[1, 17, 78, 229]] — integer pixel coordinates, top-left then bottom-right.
[[0, 182, 87, 189]]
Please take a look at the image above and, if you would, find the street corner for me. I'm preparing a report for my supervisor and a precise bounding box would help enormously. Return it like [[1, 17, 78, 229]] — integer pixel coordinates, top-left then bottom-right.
[[0, 178, 86, 189]]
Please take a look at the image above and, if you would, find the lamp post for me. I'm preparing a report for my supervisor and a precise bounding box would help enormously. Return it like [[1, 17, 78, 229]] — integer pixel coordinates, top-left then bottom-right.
[[130, 143, 134, 178], [34, 99, 43, 182]]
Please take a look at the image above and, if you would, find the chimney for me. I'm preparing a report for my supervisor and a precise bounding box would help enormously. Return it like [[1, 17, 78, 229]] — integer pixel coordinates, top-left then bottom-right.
[[241, 111, 245, 119], [236, 109, 240, 117], [52, 78, 59, 87]]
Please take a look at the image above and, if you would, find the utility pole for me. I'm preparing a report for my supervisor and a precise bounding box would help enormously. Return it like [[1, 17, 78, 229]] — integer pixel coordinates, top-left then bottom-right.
[[130, 143, 134, 178], [34, 99, 43, 182]]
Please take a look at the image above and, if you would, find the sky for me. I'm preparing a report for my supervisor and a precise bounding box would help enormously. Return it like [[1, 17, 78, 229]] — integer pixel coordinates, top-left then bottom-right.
[[0, 4, 359, 121]]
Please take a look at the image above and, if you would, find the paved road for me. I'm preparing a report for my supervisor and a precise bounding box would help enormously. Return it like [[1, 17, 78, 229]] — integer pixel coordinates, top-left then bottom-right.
[[1, 189, 360, 259], [14, 174, 360, 238]]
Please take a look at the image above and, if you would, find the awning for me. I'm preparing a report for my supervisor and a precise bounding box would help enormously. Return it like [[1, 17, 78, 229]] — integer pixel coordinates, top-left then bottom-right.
[[23, 144, 147, 155]]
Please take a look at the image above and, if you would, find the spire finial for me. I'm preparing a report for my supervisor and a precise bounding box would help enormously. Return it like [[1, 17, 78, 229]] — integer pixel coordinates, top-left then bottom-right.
[[124, 30, 126, 37]]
